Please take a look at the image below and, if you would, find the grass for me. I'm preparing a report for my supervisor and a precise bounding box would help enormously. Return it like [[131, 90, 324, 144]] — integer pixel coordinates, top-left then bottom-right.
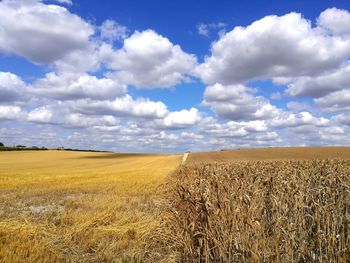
[[154, 159, 350, 262], [0, 150, 181, 262]]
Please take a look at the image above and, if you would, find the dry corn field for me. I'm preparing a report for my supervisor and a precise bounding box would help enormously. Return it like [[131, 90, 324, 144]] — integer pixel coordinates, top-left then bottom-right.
[[0, 150, 181, 263], [151, 159, 350, 263]]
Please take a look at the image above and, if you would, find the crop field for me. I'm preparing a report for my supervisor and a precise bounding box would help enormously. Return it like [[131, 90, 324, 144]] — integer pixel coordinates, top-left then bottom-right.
[[157, 159, 350, 263], [1, 147, 350, 263], [0, 150, 181, 262], [187, 146, 350, 164]]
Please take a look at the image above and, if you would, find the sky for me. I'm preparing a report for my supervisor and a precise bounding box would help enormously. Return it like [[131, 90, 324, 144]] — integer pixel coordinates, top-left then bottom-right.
[[0, 0, 350, 153]]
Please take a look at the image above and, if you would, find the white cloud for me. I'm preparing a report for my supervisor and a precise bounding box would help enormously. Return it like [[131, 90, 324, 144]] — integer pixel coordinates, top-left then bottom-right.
[[64, 113, 119, 128], [156, 108, 202, 129], [197, 22, 226, 37], [200, 119, 267, 138], [32, 73, 127, 100], [197, 118, 282, 149], [100, 19, 128, 42], [197, 24, 210, 37], [0, 105, 22, 120], [180, 132, 204, 140], [53, 43, 103, 74], [73, 95, 169, 119], [0, 72, 26, 102], [202, 83, 280, 120], [93, 125, 120, 132], [119, 123, 155, 136], [333, 114, 350, 126], [285, 64, 350, 98], [315, 89, 350, 112], [196, 9, 350, 85], [158, 131, 179, 141], [244, 120, 268, 132], [281, 60, 350, 115], [269, 112, 329, 128], [281, 123, 350, 146], [27, 106, 53, 123], [317, 8, 350, 36], [107, 30, 197, 88], [286, 101, 314, 112], [0, 0, 93, 64], [55, 0, 73, 5]]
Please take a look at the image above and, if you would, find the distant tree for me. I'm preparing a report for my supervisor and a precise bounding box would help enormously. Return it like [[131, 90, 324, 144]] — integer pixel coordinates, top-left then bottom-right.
[[0, 142, 4, 147]]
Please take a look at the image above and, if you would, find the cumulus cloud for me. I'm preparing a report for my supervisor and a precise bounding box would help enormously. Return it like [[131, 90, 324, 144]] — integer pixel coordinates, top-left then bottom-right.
[[285, 64, 350, 98], [317, 8, 350, 36], [0, 105, 22, 120], [333, 114, 350, 126], [155, 108, 202, 129], [32, 73, 127, 100], [280, 123, 350, 146], [107, 30, 197, 88], [25, 103, 122, 128], [0, 0, 93, 64], [0, 72, 26, 102], [196, 118, 282, 149], [200, 119, 267, 137], [27, 106, 53, 123], [73, 95, 168, 119], [100, 19, 128, 42], [64, 113, 119, 128], [202, 83, 279, 120], [286, 101, 315, 112], [315, 90, 350, 112], [180, 132, 204, 140], [269, 112, 329, 128], [119, 123, 156, 136], [53, 43, 103, 74], [196, 9, 350, 85]]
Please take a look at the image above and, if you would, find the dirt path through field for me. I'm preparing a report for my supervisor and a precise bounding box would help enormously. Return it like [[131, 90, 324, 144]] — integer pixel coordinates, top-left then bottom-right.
[[182, 152, 189, 164]]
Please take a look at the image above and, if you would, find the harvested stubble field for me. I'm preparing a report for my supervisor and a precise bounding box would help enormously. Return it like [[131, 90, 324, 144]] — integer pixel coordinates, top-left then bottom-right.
[[151, 156, 350, 262], [0, 150, 181, 262]]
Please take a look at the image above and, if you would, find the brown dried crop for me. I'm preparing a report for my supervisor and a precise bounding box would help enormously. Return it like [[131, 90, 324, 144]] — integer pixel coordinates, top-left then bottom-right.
[[149, 159, 350, 263]]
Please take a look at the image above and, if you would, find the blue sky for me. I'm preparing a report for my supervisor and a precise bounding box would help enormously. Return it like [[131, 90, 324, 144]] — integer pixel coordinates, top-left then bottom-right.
[[0, 0, 349, 152]]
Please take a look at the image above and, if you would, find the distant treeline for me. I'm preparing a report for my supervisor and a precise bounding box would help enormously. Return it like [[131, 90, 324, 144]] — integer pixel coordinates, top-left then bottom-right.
[[0, 142, 109, 152], [61, 148, 110, 153], [0, 145, 48, 151]]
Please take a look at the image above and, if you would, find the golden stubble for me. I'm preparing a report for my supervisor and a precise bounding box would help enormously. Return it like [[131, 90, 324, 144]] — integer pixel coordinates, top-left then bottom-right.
[[0, 150, 181, 263]]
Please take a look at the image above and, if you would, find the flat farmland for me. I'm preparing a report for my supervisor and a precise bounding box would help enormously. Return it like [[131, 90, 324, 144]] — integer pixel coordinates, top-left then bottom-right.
[[0, 150, 181, 262], [187, 146, 350, 164], [1, 147, 350, 263]]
